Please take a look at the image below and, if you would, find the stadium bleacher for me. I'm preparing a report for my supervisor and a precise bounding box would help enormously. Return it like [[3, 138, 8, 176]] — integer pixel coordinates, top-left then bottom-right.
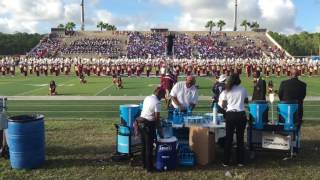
[[27, 30, 288, 59]]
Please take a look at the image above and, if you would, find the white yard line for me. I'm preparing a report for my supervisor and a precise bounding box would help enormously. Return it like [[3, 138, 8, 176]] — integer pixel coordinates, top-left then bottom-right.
[[94, 84, 114, 96], [16, 85, 49, 96], [4, 96, 320, 101], [205, 77, 214, 82], [16, 79, 75, 96]]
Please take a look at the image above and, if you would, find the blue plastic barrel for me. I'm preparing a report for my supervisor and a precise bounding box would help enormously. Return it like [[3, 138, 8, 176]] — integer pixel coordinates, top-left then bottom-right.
[[119, 104, 141, 128], [7, 115, 45, 169], [278, 102, 298, 131], [156, 136, 177, 171], [248, 101, 268, 129]]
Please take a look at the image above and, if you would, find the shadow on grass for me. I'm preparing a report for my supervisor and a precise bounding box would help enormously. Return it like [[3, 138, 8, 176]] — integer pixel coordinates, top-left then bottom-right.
[[46, 145, 114, 156], [40, 139, 320, 170], [43, 145, 119, 169], [243, 139, 320, 169], [176, 138, 320, 171]]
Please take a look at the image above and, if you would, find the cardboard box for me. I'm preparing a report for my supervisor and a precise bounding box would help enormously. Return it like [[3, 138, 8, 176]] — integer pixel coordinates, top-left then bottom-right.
[[189, 127, 215, 165]]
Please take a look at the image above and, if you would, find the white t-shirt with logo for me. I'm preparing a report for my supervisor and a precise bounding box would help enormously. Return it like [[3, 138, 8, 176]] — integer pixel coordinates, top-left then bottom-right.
[[219, 85, 248, 112], [140, 95, 161, 121], [170, 81, 198, 109]]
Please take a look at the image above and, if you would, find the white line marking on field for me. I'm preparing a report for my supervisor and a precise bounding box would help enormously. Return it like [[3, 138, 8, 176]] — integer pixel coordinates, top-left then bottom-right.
[[206, 77, 214, 82], [17, 85, 49, 96], [18, 79, 75, 96], [58, 84, 75, 87], [25, 84, 48, 87], [95, 84, 114, 96], [147, 84, 159, 87]]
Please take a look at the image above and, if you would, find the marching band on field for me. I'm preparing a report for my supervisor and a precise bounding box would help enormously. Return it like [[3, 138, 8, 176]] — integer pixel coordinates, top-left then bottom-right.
[[0, 57, 319, 77]]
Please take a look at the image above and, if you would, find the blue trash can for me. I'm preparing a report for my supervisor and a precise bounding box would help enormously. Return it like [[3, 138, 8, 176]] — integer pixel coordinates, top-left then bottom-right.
[[278, 101, 298, 131], [119, 104, 141, 128], [7, 115, 45, 169], [248, 101, 268, 129]]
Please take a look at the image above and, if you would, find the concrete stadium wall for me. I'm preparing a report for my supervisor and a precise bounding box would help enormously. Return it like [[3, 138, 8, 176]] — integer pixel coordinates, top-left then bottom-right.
[[265, 32, 292, 57]]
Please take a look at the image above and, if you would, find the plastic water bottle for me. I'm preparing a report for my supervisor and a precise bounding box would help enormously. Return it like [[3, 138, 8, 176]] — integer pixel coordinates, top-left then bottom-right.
[[187, 106, 192, 116], [212, 103, 217, 124]]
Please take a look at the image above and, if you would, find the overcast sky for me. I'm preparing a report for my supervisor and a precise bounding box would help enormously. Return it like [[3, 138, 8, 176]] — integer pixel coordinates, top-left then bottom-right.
[[0, 0, 319, 34]]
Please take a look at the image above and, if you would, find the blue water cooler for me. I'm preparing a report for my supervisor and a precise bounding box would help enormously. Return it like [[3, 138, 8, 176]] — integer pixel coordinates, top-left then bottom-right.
[[156, 136, 178, 171], [119, 104, 141, 128], [278, 101, 298, 131], [248, 101, 269, 129]]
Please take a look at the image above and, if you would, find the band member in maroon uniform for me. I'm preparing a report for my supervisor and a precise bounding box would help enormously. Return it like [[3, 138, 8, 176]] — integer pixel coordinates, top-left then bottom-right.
[[146, 64, 152, 77], [54, 64, 59, 76], [23, 65, 28, 77], [44, 64, 48, 76], [79, 73, 87, 84], [10, 64, 15, 76], [160, 70, 176, 108], [49, 80, 57, 96], [116, 76, 123, 89], [35, 65, 40, 76]]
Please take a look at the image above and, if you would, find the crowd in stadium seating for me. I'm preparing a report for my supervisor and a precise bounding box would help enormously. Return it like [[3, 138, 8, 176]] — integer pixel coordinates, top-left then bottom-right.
[[28, 38, 61, 58], [127, 32, 166, 59], [27, 31, 288, 60], [61, 38, 122, 57], [173, 33, 192, 59]]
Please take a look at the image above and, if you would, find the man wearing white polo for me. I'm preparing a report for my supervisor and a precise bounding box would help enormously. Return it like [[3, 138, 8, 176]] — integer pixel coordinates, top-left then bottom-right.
[[138, 87, 165, 173], [170, 76, 198, 111]]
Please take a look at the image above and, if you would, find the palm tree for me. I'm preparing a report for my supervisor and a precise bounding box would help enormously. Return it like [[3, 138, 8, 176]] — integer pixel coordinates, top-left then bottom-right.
[[250, 21, 260, 31], [57, 24, 64, 28], [217, 20, 226, 31], [240, 20, 249, 31], [65, 22, 76, 31], [205, 20, 216, 34], [97, 21, 105, 31], [108, 24, 117, 31]]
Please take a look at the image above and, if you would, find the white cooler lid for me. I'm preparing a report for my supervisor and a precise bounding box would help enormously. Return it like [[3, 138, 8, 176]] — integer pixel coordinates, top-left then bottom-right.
[[158, 136, 177, 143]]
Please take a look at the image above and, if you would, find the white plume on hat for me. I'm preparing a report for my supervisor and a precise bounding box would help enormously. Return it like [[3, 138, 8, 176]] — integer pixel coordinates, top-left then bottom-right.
[[218, 74, 227, 82]]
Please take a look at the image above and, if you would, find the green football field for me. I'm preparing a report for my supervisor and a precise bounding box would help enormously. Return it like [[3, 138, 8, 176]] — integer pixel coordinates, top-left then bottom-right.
[[1, 74, 320, 179], [4, 100, 320, 121], [0, 73, 319, 96]]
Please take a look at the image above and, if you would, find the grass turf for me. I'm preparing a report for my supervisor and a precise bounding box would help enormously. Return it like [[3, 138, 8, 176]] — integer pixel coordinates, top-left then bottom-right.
[[1, 119, 320, 179], [0, 73, 319, 96], [5, 100, 320, 121]]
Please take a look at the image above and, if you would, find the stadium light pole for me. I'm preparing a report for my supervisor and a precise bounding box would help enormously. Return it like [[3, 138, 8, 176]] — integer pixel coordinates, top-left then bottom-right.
[[234, 0, 238, 31], [81, 0, 85, 31]]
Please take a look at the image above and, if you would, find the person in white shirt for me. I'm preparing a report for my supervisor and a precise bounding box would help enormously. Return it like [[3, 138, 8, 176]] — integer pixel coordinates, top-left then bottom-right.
[[170, 75, 198, 112], [137, 87, 165, 173], [219, 73, 248, 167]]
